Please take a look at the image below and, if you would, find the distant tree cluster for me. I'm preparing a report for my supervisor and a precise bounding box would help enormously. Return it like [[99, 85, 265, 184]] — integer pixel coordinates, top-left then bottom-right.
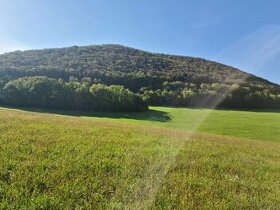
[[0, 44, 280, 109], [0, 77, 148, 112], [140, 82, 280, 109]]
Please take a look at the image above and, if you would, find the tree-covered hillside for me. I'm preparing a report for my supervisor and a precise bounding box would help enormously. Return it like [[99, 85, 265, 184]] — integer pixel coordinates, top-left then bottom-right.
[[0, 44, 280, 109]]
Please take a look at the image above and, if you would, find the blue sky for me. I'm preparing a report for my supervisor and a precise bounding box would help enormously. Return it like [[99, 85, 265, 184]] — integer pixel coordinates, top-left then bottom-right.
[[0, 0, 280, 84]]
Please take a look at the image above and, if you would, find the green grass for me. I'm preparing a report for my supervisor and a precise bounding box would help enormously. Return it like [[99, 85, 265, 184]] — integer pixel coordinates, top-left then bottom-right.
[[0, 107, 280, 209], [17, 106, 280, 142], [151, 107, 280, 142], [87, 106, 280, 142]]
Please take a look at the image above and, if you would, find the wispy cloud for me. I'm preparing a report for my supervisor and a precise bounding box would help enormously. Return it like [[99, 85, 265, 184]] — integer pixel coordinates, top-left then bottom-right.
[[216, 25, 280, 76]]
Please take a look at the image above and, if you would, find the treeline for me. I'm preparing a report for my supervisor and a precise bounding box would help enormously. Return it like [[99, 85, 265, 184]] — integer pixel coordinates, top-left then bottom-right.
[[140, 81, 280, 109], [0, 77, 148, 112], [1, 77, 279, 110]]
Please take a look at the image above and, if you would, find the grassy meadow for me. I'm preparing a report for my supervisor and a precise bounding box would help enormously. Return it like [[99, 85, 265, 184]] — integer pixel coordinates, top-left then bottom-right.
[[24, 106, 280, 142], [0, 106, 280, 209]]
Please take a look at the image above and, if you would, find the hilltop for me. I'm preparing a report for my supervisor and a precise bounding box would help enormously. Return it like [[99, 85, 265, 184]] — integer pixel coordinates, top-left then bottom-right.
[[0, 44, 277, 86]]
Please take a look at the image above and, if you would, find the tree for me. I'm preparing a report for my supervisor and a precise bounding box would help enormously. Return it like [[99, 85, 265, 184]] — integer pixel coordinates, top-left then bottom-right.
[[0, 77, 148, 112]]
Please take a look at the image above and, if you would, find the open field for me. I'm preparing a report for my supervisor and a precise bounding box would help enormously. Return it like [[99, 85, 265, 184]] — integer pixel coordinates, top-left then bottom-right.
[[0, 107, 280, 209], [14, 106, 280, 142]]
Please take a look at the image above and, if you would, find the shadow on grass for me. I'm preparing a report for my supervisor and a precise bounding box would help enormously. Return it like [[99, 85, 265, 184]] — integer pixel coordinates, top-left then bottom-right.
[[1, 106, 172, 122]]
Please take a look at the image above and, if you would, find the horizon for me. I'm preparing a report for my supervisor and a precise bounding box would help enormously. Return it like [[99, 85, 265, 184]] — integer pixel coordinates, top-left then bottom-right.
[[0, 0, 280, 83]]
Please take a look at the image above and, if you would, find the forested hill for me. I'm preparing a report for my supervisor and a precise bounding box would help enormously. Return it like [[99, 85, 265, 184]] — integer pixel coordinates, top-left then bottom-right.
[[0, 44, 280, 109], [0, 44, 277, 88]]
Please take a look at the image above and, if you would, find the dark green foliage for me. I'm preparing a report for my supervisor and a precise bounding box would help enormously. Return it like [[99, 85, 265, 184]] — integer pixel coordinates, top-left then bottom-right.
[[2, 77, 71, 109], [0, 44, 279, 109], [140, 83, 280, 109], [90, 84, 147, 112], [0, 77, 148, 112]]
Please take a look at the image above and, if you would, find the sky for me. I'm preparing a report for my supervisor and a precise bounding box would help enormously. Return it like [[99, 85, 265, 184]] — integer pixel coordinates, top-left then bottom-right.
[[0, 0, 280, 84]]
